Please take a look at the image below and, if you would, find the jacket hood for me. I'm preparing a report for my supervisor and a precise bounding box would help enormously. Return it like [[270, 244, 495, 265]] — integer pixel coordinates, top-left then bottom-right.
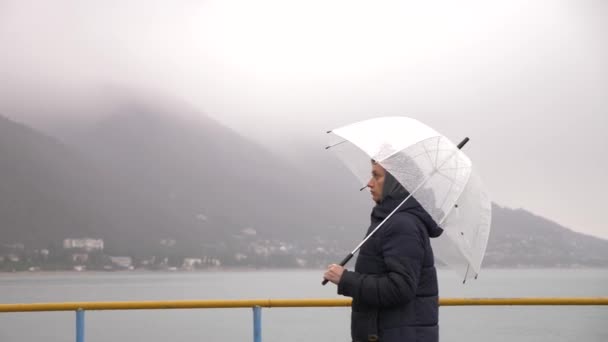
[[371, 170, 443, 238]]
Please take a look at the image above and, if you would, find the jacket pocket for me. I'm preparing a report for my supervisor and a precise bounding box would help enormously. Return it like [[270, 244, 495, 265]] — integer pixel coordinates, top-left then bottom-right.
[[351, 310, 379, 342]]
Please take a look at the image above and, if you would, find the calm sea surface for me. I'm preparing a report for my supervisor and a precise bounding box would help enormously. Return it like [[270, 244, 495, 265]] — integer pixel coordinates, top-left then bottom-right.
[[1, 268, 607, 341]]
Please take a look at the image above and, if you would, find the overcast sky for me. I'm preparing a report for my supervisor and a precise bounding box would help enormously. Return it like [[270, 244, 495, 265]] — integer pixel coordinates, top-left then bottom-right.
[[1, 0, 607, 239]]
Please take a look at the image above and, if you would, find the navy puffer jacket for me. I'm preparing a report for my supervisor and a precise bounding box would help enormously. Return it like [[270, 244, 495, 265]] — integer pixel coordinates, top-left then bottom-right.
[[338, 172, 443, 342]]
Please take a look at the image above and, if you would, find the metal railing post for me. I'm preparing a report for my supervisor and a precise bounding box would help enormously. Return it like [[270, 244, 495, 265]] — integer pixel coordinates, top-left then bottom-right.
[[76, 309, 85, 342], [253, 305, 262, 342]]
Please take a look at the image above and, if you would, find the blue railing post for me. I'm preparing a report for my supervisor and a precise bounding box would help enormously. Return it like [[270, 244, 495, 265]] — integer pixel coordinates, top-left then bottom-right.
[[76, 309, 85, 342], [253, 306, 262, 342]]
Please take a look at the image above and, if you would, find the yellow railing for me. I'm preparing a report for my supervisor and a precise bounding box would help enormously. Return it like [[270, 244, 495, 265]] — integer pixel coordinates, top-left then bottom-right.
[[2, 297, 607, 342], [1, 297, 608, 312]]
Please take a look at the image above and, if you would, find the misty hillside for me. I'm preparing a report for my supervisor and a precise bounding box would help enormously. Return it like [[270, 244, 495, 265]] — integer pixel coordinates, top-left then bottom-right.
[[63, 93, 358, 242], [0, 90, 361, 263], [1, 97, 607, 267], [485, 204, 608, 267], [0, 114, 199, 255]]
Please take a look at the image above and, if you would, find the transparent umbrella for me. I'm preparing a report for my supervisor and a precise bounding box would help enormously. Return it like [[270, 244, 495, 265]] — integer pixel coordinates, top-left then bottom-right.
[[323, 116, 491, 284]]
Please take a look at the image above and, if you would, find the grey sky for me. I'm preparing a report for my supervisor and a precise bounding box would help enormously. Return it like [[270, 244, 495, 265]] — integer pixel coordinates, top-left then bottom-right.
[[0, 0, 607, 238]]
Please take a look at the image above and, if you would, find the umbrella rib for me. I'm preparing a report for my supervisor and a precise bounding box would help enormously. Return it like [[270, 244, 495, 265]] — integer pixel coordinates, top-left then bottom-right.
[[434, 137, 441, 169], [402, 147, 465, 162], [406, 148, 465, 165], [421, 142, 436, 169], [435, 170, 459, 184], [437, 173, 458, 215], [435, 170, 467, 188], [434, 171, 469, 219], [325, 140, 347, 149], [438, 165, 472, 172], [385, 167, 421, 178]]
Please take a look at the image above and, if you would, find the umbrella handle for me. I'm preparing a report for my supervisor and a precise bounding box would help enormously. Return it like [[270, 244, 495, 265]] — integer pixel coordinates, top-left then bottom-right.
[[322, 253, 354, 285]]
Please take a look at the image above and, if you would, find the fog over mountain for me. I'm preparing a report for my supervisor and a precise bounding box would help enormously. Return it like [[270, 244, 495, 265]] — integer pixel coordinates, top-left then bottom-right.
[[1, 0, 607, 270], [1, 0, 606, 240], [1, 90, 607, 267], [0, 90, 366, 255]]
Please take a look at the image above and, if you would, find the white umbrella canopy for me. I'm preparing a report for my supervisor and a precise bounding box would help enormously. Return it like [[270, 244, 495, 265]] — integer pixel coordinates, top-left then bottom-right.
[[327, 116, 492, 281]]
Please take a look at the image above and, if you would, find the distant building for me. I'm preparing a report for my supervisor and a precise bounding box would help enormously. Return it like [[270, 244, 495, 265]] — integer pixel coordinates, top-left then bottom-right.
[[182, 258, 202, 270], [234, 253, 248, 261], [160, 239, 176, 247], [241, 227, 257, 236], [201, 256, 221, 267], [71, 253, 89, 263], [296, 258, 307, 267], [63, 238, 104, 252], [4, 243, 25, 250], [140, 256, 156, 266], [110, 257, 133, 269]]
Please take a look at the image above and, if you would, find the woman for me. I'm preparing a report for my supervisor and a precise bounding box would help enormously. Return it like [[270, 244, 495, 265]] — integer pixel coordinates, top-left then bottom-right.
[[324, 162, 443, 342]]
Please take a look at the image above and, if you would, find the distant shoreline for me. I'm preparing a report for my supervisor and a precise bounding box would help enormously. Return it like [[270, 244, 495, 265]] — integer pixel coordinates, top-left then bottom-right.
[[1, 265, 606, 275]]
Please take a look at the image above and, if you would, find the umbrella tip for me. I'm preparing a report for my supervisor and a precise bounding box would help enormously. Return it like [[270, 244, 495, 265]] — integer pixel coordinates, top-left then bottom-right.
[[457, 137, 470, 149]]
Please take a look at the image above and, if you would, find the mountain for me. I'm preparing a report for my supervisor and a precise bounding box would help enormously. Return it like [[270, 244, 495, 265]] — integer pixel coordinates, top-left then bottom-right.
[[1, 89, 607, 267], [61, 91, 357, 243], [0, 114, 192, 256], [484, 204, 608, 267], [0, 89, 362, 263]]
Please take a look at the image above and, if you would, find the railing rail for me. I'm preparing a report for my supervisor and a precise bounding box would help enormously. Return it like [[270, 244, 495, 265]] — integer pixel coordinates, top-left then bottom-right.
[[2, 297, 607, 342], [2, 297, 608, 312]]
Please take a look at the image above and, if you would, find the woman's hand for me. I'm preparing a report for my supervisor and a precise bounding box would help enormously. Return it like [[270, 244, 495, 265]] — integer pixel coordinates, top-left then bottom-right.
[[324, 264, 345, 285]]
